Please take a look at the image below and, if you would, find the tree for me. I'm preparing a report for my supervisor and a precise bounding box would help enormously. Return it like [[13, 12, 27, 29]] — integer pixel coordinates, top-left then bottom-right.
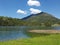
[[44, 21, 52, 27]]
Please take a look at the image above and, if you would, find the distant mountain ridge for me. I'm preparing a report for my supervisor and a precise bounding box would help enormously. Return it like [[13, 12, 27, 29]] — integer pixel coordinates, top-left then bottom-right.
[[0, 12, 60, 26], [22, 12, 44, 20], [22, 12, 60, 24]]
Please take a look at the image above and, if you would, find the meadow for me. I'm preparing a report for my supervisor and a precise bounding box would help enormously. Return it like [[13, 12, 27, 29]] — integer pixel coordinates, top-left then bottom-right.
[[0, 34, 60, 45]]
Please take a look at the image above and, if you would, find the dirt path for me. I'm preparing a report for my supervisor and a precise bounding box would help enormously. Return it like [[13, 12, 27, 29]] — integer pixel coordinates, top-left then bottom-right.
[[29, 30, 60, 33]]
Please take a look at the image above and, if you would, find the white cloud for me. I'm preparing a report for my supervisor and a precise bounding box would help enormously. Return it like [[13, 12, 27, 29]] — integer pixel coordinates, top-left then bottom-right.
[[17, 9, 27, 14], [30, 8, 42, 14], [27, 0, 40, 6]]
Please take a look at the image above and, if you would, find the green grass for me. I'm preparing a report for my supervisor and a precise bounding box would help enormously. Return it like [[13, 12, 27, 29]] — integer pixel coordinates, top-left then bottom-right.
[[0, 34, 60, 45]]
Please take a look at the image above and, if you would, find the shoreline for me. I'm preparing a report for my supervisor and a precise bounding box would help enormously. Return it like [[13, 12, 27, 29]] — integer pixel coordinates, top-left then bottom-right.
[[28, 30, 60, 33]]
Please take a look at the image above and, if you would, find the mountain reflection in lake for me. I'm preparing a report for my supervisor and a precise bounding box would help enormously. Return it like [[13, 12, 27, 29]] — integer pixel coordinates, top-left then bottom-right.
[[0, 31, 29, 41], [0, 26, 60, 41], [0, 26, 29, 41]]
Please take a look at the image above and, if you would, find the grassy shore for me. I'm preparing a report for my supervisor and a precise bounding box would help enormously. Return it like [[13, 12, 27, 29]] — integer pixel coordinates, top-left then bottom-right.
[[0, 34, 60, 45], [28, 30, 60, 33]]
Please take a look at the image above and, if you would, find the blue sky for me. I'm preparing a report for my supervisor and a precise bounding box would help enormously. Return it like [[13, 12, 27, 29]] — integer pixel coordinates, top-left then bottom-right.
[[0, 0, 60, 19]]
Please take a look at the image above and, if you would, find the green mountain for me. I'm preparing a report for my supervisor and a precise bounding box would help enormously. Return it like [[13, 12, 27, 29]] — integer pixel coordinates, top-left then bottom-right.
[[22, 12, 60, 25], [0, 12, 60, 26]]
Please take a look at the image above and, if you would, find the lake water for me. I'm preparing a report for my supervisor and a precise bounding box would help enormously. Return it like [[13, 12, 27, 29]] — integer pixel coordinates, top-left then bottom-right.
[[0, 26, 60, 41]]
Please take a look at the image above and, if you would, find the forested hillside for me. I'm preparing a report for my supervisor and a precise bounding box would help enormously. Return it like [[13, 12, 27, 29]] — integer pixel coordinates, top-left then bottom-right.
[[0, 12, 60, 26]]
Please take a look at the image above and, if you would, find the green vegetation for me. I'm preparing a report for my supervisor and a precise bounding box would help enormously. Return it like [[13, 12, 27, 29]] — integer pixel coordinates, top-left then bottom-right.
[[22, 12, 60, 26], [0, 13, 60, 45], [0, 12, 60, 45], [0, 12, 60, 26], [0, 34, 60, 45], [0, 16, 24, 26]]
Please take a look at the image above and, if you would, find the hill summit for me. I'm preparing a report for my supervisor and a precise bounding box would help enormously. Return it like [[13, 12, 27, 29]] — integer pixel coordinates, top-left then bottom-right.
[[22, 12, 59, 24]]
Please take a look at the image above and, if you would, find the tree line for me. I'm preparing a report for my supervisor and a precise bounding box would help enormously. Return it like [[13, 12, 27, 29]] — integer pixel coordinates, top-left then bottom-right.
[[0, 16, 60, 27]]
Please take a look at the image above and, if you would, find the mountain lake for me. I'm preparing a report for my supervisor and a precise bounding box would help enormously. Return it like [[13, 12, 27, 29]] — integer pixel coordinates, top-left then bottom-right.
[[0, 26, 60, 41]]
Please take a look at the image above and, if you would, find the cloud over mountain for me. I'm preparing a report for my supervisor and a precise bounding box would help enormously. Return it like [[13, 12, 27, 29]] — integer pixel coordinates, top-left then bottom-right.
[[17, 0, 41, 15], [27, 0, 40, 6], [30, 8, 42, 14], [17, 9, 27, 14]]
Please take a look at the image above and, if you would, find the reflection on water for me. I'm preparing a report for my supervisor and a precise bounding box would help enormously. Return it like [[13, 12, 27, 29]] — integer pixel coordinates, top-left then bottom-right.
[[0, 26, 29, 41], [53, 26, 60, 30], [0, 31, 28, 41], [0, 26, 60, 41]]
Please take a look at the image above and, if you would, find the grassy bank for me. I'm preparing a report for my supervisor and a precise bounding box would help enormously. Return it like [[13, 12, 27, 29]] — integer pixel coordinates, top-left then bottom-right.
[[0, 34, 60, 45]]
